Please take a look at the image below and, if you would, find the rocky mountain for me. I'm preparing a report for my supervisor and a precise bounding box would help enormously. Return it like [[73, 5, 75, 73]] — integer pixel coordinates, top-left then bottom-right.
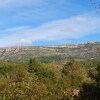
[[0, 42, 100, 63]]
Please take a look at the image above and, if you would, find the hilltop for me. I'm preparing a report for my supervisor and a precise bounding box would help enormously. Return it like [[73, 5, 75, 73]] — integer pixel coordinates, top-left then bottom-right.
[[0, 42, 100, 63]]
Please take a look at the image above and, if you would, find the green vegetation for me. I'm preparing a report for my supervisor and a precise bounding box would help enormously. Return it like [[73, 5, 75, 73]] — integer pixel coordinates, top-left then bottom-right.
[[37, 55, 63, 63], [0, 59, 99, 100]]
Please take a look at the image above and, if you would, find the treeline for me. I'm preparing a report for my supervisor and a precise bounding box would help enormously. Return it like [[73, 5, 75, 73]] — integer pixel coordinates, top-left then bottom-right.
[[0, 59, 99, 100]]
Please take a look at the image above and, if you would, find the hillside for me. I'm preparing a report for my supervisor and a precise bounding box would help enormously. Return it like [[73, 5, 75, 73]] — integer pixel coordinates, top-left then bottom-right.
[[0, 42, 100, 63]]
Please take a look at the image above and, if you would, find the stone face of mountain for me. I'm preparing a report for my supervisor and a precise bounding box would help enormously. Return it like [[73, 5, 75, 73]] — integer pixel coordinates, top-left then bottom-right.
[[0, 42, 100, 62]]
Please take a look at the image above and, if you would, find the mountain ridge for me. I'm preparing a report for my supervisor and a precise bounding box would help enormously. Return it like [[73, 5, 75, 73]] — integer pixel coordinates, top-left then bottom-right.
[[0, 42, 100, 63]]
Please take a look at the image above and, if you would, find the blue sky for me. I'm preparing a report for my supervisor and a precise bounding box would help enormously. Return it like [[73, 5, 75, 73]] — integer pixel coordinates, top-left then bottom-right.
[[0, 0, 100, 47]]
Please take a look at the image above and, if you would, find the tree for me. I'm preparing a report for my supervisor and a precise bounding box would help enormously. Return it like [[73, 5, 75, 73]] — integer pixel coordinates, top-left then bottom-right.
[[79, 62, 100, 100], [62, 60, 82, 76], [28, 58, 41, 73]]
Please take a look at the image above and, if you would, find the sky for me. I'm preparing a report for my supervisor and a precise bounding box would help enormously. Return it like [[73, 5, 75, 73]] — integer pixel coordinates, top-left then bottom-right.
[[0, 0, 100, 47]]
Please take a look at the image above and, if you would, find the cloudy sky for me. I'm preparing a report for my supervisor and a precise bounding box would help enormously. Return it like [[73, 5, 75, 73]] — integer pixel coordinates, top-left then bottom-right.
[[0, 0, 100, 47]]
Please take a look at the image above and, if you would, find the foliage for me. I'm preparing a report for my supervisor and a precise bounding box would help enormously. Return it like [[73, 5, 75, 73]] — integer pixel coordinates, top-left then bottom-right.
[[0, 59, 99, 100], [79, 62, 100, 100]]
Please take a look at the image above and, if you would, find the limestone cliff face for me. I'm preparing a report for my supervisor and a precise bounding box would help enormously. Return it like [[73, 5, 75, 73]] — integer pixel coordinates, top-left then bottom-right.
[[0, 47, 19, 56]]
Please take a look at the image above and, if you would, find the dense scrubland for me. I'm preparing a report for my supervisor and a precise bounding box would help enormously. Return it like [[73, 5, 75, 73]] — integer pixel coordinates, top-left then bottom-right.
[[0, 58, 100, 100]]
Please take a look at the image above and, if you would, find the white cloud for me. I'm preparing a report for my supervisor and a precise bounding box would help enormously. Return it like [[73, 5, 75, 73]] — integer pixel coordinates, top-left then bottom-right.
[[17, 39, 32, 46], [0, 13, 100, 47]]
